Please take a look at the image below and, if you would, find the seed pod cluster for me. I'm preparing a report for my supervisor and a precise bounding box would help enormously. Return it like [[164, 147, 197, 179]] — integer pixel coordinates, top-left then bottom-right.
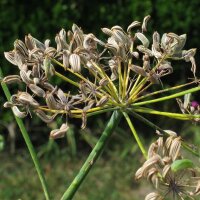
[[2, 15, 198, 138]]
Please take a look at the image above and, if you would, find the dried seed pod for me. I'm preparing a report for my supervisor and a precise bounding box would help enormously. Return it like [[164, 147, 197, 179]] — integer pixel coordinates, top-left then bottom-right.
[[29, 84, 46, 97], [137, 45, 153, 56], [169, 136, 181, 161], [112, 29, 129, 44], [136, 32, 150, 48], [135, 166, 144, 180], [101, 28, 113, 36], [130, 65, 148, 77], [17, 92, 39, 107], [147, 142, 158, 159], [81, 111, 87, 129], [3, 102, 13, 108], [57, 89, 68, 104], [35, 109, 57, 123], [63, 50, 70, 69], [12, 106, 27, 118], [32, 64, 40, 78], [14, 39, 28, 57], [44, 47, 57, 57], [127, 21, 141, 33], [20, 70, 33, 85], [4, 51, 17, 66], [2, 75, 21, 84], [96, 96, 109, 107], [144, 192, 162, 200], [69, 53, 81, 73], [46, 92, 59, 110], [50, 123, 69, 139], [42, 82, 55, 92], [142, 15, 151, 32], [99, 78, 109, 86], [43, 57, 55, 78], [25, 34, 36, 50]]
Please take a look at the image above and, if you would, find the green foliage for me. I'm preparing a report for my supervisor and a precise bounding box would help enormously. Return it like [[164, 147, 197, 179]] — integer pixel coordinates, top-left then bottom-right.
[[0, 134, 4, 151], [171, 159, 194, 172]]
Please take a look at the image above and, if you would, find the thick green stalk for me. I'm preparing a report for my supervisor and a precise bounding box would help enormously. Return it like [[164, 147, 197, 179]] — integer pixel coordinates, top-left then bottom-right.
[[60, 110, 122, 200], [0, 68, 50, 200], [122, 112, 147, 159], [132, 86, 200, 106]]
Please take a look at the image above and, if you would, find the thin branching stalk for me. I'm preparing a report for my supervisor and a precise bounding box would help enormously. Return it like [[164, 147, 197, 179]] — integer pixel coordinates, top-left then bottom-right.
[[129, 110, 200, 158], [132, 86, 200, 106], [122, 111, 147, 159], [0, 67, 51, 200], [60, 110, 122, 200], [134, 81, 198, 102], [132, 107, 200, 120]]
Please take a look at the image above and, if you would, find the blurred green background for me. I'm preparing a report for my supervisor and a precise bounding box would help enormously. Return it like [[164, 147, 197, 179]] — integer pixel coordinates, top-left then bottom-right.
[[0, 0, 200, 199]]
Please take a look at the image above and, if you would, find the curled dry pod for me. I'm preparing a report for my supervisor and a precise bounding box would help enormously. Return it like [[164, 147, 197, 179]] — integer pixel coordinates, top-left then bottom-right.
[[35, 109, 57, 123], [96, 96, 109, 107], [101, 28, 113, 36], [142, 15, 151, 32], [136, 32, 149, 48], [99, 77, 109, 86], [2, 75, 21, 84], [130, 65, 148, 77], [69, 53, 81, 73], [46, 92, 59, 110], [29, 84, 46, 97], [3, 102, 13, 108], [4, 51, 17, 66], [12, 106, 27, 118], [20, 70, 33, 84], [127, 21, 141, 33], [14, 39, 28, 57], [144, 192, 162, 200], [50, 123, 69, 139], [18, 92, 40, 107]]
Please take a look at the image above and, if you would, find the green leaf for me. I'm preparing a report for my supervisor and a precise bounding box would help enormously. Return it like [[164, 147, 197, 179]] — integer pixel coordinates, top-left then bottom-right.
[[171, 159, 194, 172]]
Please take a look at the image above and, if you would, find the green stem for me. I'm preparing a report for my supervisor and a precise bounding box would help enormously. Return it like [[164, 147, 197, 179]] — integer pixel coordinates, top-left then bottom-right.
[[134, 81, 196, 103], [122, 112, 147, 159], [132, 107, 200, 120], [0, 68, 50, 200], [60, 110, 122, 200], [132, 86, 200, 106]]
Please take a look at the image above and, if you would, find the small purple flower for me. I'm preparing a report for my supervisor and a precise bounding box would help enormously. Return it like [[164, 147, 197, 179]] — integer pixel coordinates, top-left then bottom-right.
[[191, 101, 199, 109]]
